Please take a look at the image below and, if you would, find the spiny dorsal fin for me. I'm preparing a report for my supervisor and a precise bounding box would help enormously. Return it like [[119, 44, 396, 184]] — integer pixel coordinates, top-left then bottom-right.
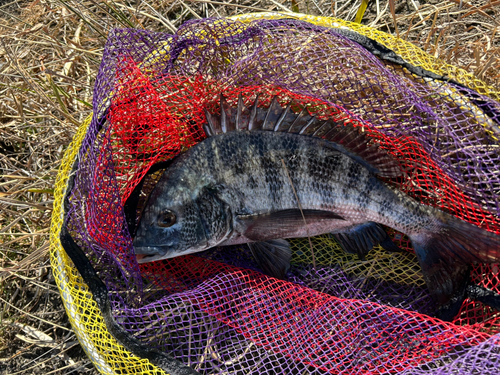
[[273, 103, 292, 132], [262, 96, 282, 131], [203, 94, 402, 178], [288, 107, 315, 133], [247, 94, 260, 131], [220, 94, 233, 133], [203, 109, 216, 136]]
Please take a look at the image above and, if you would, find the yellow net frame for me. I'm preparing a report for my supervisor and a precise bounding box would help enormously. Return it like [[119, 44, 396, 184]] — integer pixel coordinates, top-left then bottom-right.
[[49, 13, 498, 374], [50, 115, 167, 374], [231, 12, 500, 102]]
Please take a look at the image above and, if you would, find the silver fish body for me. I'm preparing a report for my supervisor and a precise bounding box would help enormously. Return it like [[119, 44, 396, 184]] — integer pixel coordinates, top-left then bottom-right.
[[133, 95, 500, 309]]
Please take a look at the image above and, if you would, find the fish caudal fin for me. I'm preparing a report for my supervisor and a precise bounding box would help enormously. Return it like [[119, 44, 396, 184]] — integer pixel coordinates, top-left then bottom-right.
[[411, 211, 500, 306], [436, 282, 500, 321]]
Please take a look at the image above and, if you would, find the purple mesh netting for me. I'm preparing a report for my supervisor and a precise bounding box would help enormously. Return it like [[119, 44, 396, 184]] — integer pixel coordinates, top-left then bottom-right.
[[64, 17, 500, 374], [402, 333, 500, 374]]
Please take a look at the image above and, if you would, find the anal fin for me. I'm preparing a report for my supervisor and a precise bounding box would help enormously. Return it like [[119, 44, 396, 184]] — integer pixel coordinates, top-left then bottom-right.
[[466, 283, 500, 311], [332, 222, 400, 260], [247, 239, 291, 279], [411, 210, 500, 311], [431, 265, 470, 321]]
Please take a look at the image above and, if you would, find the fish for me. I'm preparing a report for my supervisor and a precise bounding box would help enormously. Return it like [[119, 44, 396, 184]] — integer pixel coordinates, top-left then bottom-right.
[[133, 93, 500, 313]]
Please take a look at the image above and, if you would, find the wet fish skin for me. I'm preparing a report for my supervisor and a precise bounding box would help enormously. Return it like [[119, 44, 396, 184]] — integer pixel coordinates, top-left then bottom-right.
[[133, 159, 232, 258], [135, 129, 431, 245], [134, 131, 456, 290], [133, 95, 500, 308]]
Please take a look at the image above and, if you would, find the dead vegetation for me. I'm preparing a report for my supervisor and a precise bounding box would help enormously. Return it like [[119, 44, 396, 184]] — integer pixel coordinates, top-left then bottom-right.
[[0, 0, 498, 373]]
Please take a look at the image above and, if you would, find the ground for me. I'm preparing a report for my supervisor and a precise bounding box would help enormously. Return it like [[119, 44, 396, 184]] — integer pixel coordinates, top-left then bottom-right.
[[0, 0, 499, 374]]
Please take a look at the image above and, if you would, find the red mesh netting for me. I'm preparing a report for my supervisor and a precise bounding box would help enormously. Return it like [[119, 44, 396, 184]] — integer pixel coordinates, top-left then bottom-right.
[[60, 18, 500, 374]]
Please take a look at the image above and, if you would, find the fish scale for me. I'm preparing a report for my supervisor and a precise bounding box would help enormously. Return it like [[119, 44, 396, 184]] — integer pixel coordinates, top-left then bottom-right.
[[138, 128, 432, 254], [206, 131, 357, 216], [133, 94, 500, 316]]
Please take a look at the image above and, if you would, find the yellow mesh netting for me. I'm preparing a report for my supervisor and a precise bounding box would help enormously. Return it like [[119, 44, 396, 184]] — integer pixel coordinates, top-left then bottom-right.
[[290, 238, 425, 288], [231, 12, 500, 102], [50, 115, 167, 375], [49, 13, 499, 374]]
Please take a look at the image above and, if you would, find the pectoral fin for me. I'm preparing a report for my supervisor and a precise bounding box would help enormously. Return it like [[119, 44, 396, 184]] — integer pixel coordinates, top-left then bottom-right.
[[236, 209, 344, 242], [247, 239, 292, 279]]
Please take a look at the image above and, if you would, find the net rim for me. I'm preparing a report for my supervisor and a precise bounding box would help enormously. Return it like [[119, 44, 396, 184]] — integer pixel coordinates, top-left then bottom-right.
[[49, 12, 500, 374]]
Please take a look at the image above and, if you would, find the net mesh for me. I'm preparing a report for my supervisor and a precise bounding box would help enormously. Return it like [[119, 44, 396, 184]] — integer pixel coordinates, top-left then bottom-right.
[[50, 13, 500, 375]]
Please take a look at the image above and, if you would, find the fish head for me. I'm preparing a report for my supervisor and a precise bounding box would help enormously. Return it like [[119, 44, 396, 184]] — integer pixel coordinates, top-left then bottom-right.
[[133, 176, 233, 263]]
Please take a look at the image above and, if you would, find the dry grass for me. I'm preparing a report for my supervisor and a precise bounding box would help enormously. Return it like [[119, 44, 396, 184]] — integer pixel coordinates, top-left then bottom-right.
[[0, 0, 498, 373]]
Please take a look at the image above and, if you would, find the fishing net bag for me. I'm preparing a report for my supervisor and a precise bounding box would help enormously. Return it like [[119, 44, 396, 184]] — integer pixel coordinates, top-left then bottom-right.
[[50, 12, 500, 375]]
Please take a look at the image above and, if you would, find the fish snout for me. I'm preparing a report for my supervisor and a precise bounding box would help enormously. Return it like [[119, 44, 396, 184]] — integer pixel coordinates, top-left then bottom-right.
[[132, 225, 182, 263], [133, 245, 170, 264], [133, 234, 172, 263]]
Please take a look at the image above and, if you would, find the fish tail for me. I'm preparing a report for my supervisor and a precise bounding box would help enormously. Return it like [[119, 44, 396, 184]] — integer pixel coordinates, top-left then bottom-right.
[[410, 211, 500, 305]]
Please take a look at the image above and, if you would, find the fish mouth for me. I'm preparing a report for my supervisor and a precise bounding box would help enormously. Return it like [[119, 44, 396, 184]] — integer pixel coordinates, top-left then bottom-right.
[[134, 243, 213, 264], [133, 245, 171, 264], [136, 253, 169, 264]]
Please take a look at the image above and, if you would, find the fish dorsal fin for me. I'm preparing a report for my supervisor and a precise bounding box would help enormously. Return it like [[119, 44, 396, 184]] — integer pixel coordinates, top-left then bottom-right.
[[203, 94, 402, 178], [319, 123, 401, 178]]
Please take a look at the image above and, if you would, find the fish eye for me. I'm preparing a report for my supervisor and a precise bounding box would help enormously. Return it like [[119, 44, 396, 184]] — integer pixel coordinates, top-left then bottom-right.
[[157, 210, 176, 227]]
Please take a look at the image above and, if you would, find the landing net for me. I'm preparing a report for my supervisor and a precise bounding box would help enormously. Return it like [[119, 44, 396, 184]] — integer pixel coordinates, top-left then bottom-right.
[[50, 13, 500, 375]]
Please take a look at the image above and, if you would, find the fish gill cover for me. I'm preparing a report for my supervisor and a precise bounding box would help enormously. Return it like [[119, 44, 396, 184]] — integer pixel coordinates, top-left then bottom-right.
[[50, 15, 500, 375]]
